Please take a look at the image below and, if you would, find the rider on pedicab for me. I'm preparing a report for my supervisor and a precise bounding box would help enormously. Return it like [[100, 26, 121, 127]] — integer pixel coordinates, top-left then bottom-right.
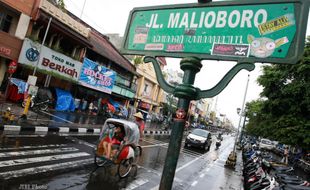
[[97, 124, 125, 159]]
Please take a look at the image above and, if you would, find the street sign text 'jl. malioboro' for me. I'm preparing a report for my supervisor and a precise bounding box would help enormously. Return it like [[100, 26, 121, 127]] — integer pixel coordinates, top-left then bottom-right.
[[122, 0, 309, 64]]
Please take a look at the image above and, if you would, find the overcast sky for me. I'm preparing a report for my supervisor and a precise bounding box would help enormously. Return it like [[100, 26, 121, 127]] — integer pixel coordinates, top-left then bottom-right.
[[64, 0, 310, 127]]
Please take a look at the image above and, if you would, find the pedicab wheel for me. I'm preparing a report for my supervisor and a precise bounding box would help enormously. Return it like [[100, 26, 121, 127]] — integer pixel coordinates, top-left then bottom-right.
[[133, 146, 142, 164], [94, 154, 107, 167], [118, 158, 133, 178]]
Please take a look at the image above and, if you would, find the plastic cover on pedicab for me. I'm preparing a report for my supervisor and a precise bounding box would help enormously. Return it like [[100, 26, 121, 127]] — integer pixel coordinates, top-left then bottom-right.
[[99, 118, 140, 145]]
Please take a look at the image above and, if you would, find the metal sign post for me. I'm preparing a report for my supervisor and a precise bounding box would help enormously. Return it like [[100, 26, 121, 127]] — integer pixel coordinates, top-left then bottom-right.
[[144, 57, 255, 190], [121, 0, 309, 189]]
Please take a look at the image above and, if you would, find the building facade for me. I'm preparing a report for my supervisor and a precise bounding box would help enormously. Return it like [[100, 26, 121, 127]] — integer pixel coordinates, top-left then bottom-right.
[[1, 0, 136, 114], [133, 57, 166, 118]]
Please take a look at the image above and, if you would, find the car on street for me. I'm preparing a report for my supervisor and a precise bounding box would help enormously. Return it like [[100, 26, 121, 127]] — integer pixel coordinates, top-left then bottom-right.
[[185, 129, 212, 151], [259, 138, 274, 150]]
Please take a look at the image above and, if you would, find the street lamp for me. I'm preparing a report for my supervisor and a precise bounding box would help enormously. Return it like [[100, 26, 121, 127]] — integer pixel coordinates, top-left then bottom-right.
[[226, 74, 250, 169], [237, 108, 241, 115], [240, 108, 248, 144]]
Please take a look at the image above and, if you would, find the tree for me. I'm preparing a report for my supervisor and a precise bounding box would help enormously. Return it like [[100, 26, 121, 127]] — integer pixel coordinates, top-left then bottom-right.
[[133, 56, 144, 66], [49, 0, 65, 11], [245, 36, 310, 148]]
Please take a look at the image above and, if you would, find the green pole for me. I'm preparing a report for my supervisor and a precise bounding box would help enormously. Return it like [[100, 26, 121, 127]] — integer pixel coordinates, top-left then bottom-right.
[[144, 56, 255, 188], [159, 57, 202, 190]]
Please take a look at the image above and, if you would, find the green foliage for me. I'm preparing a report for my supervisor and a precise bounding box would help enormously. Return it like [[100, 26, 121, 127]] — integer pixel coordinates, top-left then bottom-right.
[[133, 56, 144, 66], [245, 36, 310, 148], [48, 0, 66, 11]]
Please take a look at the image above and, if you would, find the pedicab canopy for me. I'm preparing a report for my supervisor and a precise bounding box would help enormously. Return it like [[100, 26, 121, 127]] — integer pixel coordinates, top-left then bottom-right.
[[121, 0, 309, 64], [100, 118, 140, 145]]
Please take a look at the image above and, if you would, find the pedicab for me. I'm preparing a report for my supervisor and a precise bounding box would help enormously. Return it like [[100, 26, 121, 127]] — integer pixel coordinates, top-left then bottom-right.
[[94, 118, 142, 178]]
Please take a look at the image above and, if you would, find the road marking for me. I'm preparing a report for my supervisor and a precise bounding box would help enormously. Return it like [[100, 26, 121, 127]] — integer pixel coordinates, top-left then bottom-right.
[[58, 127, 70, 133], [39, 111, 74, 124], [0, 158, 93, 180], [176, 153, 205, 173], [58, 133, 99, 137], [181, 149, 203, 157], [199, 173, 205, 178], [191, 181, 198, 186], [5, 134, 46, 138], [78, 128, 87, 133], [150, 150, 205, 190], [143, 138, 168, 145], [0, 147, 79, 158], [141, 143, 168, 148], [0, 152, 90, 168], [0, 144, 66, 151], [4, 125, 21, 131], [123, 178, 149, 190], [35, 126, 48, 132], [93, 128, 101, 133], [66, 137, 96, 148]]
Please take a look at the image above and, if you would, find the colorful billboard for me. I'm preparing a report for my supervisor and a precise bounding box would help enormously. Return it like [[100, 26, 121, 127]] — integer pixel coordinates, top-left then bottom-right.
[[79, 58, 116, 94]]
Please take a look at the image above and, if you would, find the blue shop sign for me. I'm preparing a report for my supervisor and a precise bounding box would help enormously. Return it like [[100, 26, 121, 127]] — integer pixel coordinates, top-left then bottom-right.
[[79, 58, 116, 94]]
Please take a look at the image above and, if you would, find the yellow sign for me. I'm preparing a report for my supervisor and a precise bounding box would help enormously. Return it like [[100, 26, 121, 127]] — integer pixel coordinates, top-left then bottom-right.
[[258, 14, 295, 35]]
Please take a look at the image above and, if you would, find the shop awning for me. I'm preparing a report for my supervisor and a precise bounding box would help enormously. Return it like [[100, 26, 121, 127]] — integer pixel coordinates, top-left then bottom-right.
[[89, 31, 135, 74], [38, 11, 93, 48]]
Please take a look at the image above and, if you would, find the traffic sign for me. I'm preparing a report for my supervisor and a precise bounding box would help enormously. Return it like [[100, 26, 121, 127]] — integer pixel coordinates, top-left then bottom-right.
[[122, 0, 309, 64], [7, 60, 17, 74]]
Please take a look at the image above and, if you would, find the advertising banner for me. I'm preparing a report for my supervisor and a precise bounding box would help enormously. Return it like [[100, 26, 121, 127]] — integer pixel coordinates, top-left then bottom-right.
[[18, 38, 82, 81], [79, 58, 116, 94], [122, 0, 309, 64]]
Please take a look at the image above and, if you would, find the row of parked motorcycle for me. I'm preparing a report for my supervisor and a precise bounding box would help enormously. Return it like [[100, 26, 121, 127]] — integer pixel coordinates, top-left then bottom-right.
[[242, 140, 310, 190]]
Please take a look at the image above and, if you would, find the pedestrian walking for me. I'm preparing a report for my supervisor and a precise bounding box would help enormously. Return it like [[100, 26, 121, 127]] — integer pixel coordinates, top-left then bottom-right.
[[134, 112, 145, 141], [282, 146, 289, 165]]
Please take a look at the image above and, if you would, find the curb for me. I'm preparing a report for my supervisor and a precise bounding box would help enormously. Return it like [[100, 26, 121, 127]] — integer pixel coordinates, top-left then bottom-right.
[[0, 125, 101, 134], [144, 130, 171, 135], [0, 125, 171, 136]]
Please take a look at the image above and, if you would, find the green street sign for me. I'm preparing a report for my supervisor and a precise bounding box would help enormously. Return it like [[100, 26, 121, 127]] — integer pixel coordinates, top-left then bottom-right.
[[121, 0, 309, 64]]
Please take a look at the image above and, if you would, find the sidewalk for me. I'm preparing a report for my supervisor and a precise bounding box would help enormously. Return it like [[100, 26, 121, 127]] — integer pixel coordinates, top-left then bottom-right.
[[189, 148, 243, 190], [0, 101, 170, 135]]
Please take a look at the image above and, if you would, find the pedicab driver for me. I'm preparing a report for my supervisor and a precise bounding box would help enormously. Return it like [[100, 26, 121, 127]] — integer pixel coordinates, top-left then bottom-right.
[[133, 112, 145, 141]]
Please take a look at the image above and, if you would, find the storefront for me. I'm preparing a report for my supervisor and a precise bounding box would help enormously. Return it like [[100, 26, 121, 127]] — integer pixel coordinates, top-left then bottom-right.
[[0, 31, 22, 94], [73, 57, 118, 111]]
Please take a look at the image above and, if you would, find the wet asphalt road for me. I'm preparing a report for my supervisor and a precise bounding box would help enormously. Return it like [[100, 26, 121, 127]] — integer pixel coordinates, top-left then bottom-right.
[[0, 132, 241, 190]]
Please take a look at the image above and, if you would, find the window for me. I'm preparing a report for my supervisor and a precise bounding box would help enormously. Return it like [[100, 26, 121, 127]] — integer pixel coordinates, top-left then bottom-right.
[[144, 84, 148, 93], [0, 12, 13, 33]]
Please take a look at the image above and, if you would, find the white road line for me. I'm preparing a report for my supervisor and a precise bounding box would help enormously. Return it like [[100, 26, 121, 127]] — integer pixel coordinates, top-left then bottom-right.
[[191, 181, 198, 186], [141, 143, 168, 148], [176, 153, 205, 173], [5, 134, 46, 138], [123, 178, 149, 190], [58, 133, 99, 137], [0, 147, 79, 158], [0, 158, 93, 180], [199, 173, 205, 178], [181, 149, 203, 157], [93, 128, 101, 133], [4, 125, 21, 131], [78, 128, 87, 133], [58, 127, 70, 133], [40, 111, 74, 124], [0, 152, 90, 168], [143, 138, 168, 145], [0, 144, 66, 151], [35, 126, 48, 132]]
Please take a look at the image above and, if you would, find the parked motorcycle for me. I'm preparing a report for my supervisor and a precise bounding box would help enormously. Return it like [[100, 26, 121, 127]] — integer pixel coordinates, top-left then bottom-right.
[[215, 139, 221, 150], [21, 95, 50, 111]]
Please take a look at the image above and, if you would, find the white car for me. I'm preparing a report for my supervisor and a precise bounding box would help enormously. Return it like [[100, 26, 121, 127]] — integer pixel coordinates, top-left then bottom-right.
[[259, 138, 274, 150]]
